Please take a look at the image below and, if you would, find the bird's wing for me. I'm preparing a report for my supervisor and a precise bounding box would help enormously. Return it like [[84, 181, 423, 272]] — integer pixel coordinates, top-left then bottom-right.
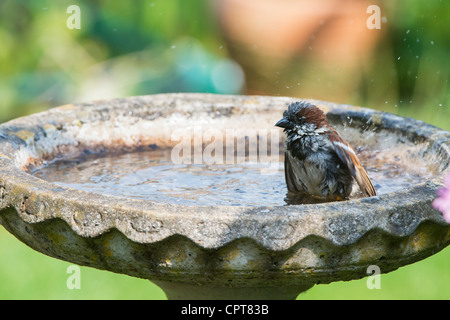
[[284, 152, 305, 193], [329, 131, 376, 197]]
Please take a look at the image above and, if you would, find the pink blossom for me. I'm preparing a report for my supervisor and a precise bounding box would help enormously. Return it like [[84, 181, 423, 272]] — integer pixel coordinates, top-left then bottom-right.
[[432, 173, 450, 223]]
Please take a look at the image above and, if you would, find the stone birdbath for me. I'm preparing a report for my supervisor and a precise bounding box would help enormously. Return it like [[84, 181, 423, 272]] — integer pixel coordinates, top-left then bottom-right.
[[0, 93, 448, 300]]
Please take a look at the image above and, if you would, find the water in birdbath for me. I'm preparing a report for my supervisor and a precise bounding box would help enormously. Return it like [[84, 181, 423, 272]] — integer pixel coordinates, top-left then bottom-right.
[[30, 143, 434, 206]]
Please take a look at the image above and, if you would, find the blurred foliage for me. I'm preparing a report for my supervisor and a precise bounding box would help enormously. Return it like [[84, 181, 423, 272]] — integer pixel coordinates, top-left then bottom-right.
[[0, 0, 449, 300], [0, 0, 448, 129], [366, 0, 449, 129], [0, 0, 242, 122]]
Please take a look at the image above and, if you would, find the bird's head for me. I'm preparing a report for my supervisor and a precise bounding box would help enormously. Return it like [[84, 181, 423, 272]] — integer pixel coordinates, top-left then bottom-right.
[[275, 101, 329, 134]]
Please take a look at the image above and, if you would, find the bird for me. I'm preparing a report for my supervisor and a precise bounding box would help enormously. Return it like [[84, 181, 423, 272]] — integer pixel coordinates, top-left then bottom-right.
[[275, 101, 376, 201]]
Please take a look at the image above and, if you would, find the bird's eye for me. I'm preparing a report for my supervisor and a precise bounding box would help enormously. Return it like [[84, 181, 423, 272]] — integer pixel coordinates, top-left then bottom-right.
[[295, 115, 305, 124]]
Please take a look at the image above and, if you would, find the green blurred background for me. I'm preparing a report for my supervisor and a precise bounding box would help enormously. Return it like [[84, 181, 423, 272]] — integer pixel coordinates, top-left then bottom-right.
[[0, 0, 449, 299]]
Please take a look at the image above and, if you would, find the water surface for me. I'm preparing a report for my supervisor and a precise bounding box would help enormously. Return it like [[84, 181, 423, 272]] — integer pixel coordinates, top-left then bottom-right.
[[30, 149, 432, 206]]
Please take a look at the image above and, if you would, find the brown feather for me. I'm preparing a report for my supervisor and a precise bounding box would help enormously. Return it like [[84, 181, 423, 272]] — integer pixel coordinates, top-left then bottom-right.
[[329, 129, 376, 197], [297, 106, 329, 127]]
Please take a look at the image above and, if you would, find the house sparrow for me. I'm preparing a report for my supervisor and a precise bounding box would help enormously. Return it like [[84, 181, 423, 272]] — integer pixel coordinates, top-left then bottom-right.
[[275, 101, 376, 201]]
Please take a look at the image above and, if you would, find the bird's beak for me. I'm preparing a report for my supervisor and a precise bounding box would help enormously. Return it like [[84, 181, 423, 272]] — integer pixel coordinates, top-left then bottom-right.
[[275, 117, 293, 129]]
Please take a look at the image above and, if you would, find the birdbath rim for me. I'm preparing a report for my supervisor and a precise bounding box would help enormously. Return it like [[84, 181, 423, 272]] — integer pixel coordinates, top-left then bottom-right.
[[0, 93, 448, 252]]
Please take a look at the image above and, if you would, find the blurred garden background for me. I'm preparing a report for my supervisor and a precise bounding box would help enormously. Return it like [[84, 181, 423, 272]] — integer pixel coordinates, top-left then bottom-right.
[[0, 0, 449, 299]]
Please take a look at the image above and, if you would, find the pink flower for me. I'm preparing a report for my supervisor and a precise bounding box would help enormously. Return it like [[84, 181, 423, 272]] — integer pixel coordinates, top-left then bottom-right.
[[433, 173, 450, 223]]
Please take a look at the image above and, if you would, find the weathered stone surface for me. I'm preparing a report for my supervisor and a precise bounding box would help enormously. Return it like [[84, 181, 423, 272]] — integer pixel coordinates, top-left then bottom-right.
[[0, 93, 448, 298]]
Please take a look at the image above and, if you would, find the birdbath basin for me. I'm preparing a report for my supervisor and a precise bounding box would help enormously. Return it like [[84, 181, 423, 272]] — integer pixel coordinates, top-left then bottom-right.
[[0, 93, 449, 300]]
